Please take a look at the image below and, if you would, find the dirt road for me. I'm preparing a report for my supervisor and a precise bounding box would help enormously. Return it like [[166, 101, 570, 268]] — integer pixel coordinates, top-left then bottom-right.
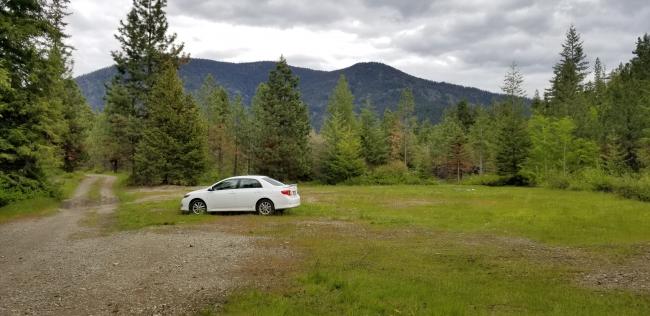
[[0, 175, 258, 315]]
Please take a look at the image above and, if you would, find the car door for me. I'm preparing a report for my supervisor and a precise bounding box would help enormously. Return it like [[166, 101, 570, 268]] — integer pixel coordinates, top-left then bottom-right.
[[207, 179, 239, 211], [232, 178, 263, 211]]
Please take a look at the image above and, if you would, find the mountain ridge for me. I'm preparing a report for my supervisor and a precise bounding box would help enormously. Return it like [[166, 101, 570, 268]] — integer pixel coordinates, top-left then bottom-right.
[[75, 58, 505, 127]]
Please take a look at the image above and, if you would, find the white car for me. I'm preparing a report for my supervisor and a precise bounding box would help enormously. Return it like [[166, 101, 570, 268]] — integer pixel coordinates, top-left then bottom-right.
[[180, 175, 300, 215]]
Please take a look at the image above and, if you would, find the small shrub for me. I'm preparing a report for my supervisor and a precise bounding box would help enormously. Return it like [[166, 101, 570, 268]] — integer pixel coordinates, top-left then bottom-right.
[[612, 175, 650, 202], [345, 161, 435, 185], [460, 173, 532, 187], [544, 174, 571, 190], [461, 174, 503, 186], [572, 168, 615, 192]]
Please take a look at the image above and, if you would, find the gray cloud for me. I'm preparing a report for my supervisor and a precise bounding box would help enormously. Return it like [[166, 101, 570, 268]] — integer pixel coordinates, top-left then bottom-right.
[[68, 0, 650, 94]]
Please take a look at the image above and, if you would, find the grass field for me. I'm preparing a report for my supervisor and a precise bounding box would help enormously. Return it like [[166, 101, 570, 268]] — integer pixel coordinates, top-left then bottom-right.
[[113, 183, 650, 315], [0, 172, 86, 223]]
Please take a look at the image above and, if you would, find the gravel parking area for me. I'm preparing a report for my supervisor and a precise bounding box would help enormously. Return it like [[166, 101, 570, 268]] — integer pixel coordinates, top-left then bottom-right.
[[0, 175, 259, 315]]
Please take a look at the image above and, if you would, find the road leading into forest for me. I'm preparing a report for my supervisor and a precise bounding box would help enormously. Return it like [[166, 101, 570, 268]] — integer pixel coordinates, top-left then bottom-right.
[[0, 175, 258, 315]]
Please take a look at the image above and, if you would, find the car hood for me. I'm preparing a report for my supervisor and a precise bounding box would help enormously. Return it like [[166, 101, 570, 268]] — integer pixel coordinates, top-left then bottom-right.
[[186, 188, 209, 196]]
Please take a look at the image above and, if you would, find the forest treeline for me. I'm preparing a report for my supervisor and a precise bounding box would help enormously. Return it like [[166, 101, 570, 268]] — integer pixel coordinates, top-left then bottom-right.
[[2, 0, 650, 206]]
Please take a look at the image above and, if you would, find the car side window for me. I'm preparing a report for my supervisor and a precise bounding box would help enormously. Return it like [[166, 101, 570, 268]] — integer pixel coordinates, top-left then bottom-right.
[[213, 179, 238, 190], [238, 179, 262, 189]]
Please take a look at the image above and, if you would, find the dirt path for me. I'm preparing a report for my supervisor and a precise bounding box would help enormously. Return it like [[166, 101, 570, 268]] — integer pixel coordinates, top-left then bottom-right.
[[0, 175, 258, 315]]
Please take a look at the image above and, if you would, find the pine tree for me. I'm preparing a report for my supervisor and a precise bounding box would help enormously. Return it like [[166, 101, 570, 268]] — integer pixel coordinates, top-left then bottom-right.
[[0, 0, 66, 204], [440, 117, 471, 182], [449, 100, 476, 131], [382, 109, 403, 162], [530, 90, 546, 114], [359, 100, 388, 166], [630, 34, 650, 80], [61, 80, 94, 171], [199, 78, 232, 177], [231, 95, 250, 176], [321, 112, 366, 184], [320, 77, 365, 183], [468, 108, 497, 174], [601, 66, 646, 172], [546, 25, 589, 118], [111, 0, 185, 112], [133, 61, 206, 185], [326, 75, 357, 129], [248, 83, 269, 173], [43, 0, 95, 172], [397, 88, 417, 167], [104, 0, 185, 174], [495, 63, 530, 178], [253, 57, 311, 181]]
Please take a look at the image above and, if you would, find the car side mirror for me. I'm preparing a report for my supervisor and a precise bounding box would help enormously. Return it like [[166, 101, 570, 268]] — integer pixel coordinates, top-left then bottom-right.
[[207, 187, 214, 191]]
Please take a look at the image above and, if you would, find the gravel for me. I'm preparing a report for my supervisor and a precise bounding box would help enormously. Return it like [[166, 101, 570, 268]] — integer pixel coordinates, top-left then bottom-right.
[[0, 175, 258, 315]]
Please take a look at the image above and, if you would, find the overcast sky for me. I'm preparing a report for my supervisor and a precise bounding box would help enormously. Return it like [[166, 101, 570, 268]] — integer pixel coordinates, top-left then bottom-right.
[[67, 0, 649, 95]]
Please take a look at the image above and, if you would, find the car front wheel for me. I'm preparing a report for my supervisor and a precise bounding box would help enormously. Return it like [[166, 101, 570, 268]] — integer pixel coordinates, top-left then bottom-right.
[[190, 199, 207, 215], [256, 199, 275, 216]]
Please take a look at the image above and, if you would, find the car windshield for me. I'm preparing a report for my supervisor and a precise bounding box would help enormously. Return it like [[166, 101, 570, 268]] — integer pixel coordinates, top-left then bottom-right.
[[262, 177, 285, 186], [213, 179, 238, 190]]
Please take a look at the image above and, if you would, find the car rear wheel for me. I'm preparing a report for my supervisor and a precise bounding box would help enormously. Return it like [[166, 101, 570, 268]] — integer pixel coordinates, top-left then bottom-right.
[[256, 199, 275, 216], [190, 199, 207, 215]]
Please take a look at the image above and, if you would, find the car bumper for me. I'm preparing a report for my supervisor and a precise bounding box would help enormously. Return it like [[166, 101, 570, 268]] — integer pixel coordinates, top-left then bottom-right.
[[180, 198, 191, 212], [275, 195, 301, 209]]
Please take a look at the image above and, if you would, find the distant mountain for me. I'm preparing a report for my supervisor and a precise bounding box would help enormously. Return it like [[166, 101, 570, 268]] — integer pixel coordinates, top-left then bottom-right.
[[75, 58, 504, 128]]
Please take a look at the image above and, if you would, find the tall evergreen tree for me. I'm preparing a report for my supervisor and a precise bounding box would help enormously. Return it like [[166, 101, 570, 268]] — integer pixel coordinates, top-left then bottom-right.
[[248, 83, 269, 173], [382, 109, 403, 162], [495, 63, 530, 177], [0, 0, 66, 204], [546, 25, 589, 118], [468, 108, 497, 174], [44, 0, 94, 171], [321, 112, 366, 184], [60, 80, 93, 171], [359, 100, 389, 166], [196, 77, 232, 177], [231, 94, 250, 176], [325, 75, 357, 129], [111, 0, 185, 112], [530, 90, 546, 114], [448, 100, 476, 132], [133, 61, 206, 185], [440, 116, 471, 182], [253, 57, 311, 181], [104, 0, 185, 174], [397, 88, 417, 167], [320, 76, 365, 183]]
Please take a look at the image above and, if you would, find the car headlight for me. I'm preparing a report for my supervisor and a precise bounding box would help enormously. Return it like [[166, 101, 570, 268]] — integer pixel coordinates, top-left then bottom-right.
[[184, 194, 190, 198]]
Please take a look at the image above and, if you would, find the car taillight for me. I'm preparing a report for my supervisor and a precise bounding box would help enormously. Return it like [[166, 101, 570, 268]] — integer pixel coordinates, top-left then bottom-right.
[[281, 189, 291, 196]]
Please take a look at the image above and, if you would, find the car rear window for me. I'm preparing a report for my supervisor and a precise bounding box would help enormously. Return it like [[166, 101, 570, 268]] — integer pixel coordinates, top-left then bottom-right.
[[262, 177, 285, 186], [238, 178, 262, 189]]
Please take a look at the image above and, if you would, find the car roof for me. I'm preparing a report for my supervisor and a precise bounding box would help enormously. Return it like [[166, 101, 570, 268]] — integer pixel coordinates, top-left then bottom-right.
[[226, 175, 267, 180]]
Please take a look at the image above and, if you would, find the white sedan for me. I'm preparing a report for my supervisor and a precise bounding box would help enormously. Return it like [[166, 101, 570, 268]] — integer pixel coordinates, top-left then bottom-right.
[[180, 175, 300, 215]]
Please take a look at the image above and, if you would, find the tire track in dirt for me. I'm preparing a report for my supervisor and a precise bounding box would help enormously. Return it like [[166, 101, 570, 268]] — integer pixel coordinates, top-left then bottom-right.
[[0, 174, 261, 315]]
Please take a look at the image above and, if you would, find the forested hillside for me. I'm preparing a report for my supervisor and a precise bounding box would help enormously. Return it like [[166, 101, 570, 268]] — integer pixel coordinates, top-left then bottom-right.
[[75, 59, 504, 127]]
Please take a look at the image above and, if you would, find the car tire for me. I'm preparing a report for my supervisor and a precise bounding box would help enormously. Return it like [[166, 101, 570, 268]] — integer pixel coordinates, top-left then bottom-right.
[[256, 199, 275, 216], [189, 199, 207, 215]]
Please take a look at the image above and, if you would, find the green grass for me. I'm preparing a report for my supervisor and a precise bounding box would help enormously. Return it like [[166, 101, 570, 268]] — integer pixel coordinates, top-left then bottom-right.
[[220, 185, 650, 315], [290, 185, 650, 247], [113, 183, 650, 314], [113, 175, 219, 230], [0, 172, 86, 223]]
